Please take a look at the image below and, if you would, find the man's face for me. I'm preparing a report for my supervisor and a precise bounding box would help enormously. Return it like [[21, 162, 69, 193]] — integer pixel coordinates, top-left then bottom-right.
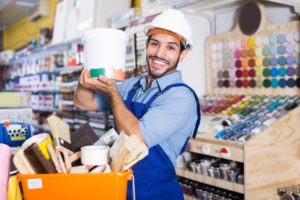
[[146, 33, 187, 79]]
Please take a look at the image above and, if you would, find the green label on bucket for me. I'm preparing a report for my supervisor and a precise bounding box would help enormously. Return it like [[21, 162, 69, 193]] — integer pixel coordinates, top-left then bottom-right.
[[90, 68, 106, 78]]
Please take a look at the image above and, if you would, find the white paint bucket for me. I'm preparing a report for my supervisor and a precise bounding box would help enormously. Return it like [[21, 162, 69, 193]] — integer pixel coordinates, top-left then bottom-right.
[[83, 28, 128, 80]]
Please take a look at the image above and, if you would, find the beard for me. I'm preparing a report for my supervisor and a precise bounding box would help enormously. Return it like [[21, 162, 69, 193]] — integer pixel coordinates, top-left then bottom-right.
[[146, 55, 180, 79]]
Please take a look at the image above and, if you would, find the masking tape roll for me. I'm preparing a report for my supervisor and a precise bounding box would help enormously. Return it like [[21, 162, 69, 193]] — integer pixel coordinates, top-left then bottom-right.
[[21, 133, 53, 159], [81, 145, 110, 166]]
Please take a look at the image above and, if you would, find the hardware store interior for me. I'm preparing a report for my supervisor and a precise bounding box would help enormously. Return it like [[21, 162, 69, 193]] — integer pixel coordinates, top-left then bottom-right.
[[0, 0, 300, 199]]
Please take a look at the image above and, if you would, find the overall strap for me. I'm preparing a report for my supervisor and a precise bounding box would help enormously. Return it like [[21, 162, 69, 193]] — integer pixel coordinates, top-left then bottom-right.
[[147, 83, 200, 154], [125, 80, 142, 108], [145, 83, 201, 139], [125, 81, 201, 139]]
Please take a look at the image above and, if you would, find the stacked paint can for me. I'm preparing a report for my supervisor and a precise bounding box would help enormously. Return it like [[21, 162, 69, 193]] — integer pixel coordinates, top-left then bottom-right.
[[83, 28, 128, 80]]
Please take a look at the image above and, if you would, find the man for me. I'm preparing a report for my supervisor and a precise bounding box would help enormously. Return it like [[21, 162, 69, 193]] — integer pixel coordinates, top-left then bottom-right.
[[74, 9, 200, 200]]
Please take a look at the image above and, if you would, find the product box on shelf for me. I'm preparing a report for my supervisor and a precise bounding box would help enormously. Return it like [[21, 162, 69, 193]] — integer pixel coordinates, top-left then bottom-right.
[[0, 108, 33, 124], [0, 122, 32, 147], [0, 92, 31, 108], [0, 50, 15, 64]]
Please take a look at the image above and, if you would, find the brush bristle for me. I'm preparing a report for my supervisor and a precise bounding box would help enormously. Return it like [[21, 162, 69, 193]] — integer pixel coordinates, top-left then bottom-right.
[[13, 149, 35, 174], [23, 143, 57, 174]]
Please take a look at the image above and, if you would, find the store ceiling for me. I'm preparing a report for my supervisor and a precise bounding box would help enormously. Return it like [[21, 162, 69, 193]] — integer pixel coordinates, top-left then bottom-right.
[[0, 0, 38, 30], [181, 0, 299, 14], [0, 0, 298, 31]]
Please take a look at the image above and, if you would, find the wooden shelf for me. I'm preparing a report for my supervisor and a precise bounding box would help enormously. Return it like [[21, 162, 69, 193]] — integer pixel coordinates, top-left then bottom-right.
[[176, 167, 244, 194], [185, 106, 300, 199], [188, 138, 244, 163], [243, 106, 300, 199]]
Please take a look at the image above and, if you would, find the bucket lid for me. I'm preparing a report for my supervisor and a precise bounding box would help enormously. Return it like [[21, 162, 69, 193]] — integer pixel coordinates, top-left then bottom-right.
[[82, 28, 128, 42]]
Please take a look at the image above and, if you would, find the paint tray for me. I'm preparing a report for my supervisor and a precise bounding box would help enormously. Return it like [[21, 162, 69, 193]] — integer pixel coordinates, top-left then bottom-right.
[[18, 170, 132, 200]]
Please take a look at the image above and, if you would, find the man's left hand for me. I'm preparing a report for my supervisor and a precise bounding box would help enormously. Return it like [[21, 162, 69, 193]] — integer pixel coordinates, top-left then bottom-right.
[[80, 69, 117, 97]]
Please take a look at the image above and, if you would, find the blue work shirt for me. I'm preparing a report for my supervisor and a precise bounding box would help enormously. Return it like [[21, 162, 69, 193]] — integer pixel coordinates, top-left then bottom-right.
[[95, 71, 198, 165]]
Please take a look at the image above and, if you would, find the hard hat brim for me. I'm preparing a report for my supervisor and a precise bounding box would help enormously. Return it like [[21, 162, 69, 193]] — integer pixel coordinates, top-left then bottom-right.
[[144, 25, 192, 49]]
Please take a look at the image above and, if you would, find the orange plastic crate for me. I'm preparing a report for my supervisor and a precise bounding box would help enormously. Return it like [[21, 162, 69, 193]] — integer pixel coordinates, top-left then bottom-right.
[[18, 171, 131, 200]]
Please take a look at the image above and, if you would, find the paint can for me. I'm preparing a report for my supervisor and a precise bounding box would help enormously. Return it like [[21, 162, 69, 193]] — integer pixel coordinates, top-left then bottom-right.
[[83, 28, 128, 80]]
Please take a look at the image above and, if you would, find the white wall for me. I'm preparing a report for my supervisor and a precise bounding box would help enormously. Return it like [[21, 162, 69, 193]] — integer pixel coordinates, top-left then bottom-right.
[[264, 3, 298, 24], [178, 13, 211, 97], [215, 2, 298, 34]]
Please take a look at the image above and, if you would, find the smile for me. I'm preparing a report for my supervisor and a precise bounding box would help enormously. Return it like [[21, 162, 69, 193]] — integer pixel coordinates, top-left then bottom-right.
[[153, 59, 166, 65], [150, 57, 169, 66]]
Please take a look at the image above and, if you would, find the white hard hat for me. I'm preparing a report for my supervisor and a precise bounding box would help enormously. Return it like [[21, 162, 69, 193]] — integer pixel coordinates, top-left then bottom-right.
[[144, 9, 193, 49]]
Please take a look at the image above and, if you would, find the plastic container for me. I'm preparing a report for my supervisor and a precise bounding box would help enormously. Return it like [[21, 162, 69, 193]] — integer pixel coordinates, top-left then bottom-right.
[[18, 170, 132, 200], [83, 28, 128, 80], [0, 123, 32, 147]]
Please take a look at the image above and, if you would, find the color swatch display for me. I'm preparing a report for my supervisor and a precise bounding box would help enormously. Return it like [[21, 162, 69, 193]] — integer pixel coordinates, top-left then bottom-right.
[[200, 94, 300, 142], [210, 32, 300, 89]]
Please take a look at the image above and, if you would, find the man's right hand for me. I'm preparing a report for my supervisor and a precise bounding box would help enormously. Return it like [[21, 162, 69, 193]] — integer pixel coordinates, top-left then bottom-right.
[[74, 69, 99, 111]]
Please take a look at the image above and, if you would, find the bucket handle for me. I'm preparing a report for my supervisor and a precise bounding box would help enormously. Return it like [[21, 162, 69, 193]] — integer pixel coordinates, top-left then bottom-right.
[[131, 174, 136, 200]]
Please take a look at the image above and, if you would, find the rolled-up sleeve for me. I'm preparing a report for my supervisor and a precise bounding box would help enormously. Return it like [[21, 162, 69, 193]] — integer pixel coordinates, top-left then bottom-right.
[[139, 87, 198, 148]]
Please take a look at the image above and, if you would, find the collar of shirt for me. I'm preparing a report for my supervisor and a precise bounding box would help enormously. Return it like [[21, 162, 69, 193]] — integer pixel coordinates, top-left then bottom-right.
[[139, 71, 182, 91]]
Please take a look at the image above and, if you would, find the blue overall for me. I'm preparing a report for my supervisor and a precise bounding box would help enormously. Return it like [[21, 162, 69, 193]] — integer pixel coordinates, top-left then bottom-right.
[[125, 80, 200, 200]]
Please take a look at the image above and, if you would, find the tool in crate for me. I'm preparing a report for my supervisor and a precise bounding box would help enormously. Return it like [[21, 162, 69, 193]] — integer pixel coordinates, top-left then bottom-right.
[[12, 115, 148, 200]]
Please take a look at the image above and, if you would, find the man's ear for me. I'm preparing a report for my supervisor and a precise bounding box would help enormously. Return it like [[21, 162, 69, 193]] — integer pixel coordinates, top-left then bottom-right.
[[145, 38, 150, 48], [145, 40, 149, 48], [179, 49, 189, 62]]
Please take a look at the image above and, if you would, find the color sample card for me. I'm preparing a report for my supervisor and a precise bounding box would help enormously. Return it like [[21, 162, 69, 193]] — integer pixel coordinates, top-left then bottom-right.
[[210, 32, 300, 89]]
